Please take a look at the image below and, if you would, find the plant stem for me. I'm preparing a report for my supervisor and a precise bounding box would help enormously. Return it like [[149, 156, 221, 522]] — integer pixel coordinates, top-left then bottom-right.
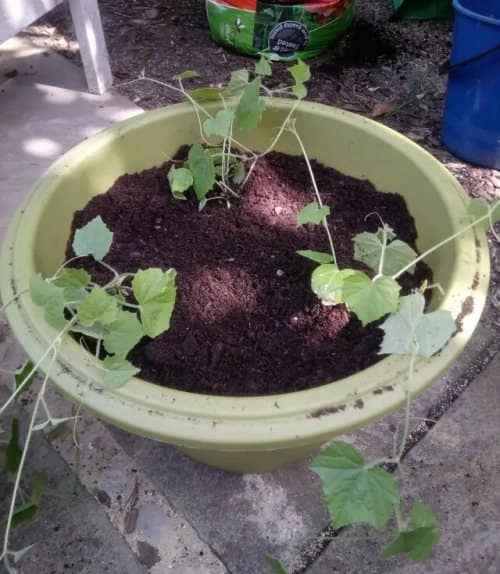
[[374, 225, 389, 280], [242, 99, 300, 187], [368, 350, 417, 468], [0, 317, 77, 417], [289, 126, 338, 267], [0, 290, 29, 315], [396, 359, 414, 461], [0, 346, 58, 562], [392, 212, 491, 280]]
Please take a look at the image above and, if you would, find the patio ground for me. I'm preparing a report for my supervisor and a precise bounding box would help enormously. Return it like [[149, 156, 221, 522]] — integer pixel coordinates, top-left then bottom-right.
[[1, 3, 499, 572]]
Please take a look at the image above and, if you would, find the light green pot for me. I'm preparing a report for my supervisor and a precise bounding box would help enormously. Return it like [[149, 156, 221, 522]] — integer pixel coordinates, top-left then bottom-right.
[[0, 100, 489, 473]]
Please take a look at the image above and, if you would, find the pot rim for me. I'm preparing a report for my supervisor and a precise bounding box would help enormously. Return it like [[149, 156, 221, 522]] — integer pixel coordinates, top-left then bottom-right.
[[0, 99, 490, 450]]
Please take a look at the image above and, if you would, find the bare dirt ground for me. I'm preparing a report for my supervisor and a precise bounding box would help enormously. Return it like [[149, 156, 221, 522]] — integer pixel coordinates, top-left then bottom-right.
[[21, 0, 499, 330]]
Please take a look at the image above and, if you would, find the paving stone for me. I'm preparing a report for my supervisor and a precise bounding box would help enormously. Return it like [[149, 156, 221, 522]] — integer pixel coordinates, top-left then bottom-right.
[[0, 387, 147, 574], [0, 36, 141, 243], [308, 355, 500, 574], [110, 428, 328, 574]]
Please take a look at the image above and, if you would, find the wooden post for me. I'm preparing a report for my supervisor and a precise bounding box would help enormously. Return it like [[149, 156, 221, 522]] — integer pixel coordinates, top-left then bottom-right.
[[68, 0, 113, 94]]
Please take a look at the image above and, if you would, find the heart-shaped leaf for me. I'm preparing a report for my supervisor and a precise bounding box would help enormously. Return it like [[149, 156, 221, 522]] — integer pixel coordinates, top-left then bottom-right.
[[77, 286, 119, 327], [235, 78, 266, 133], [380, 502, 439, 563], [102, 355, 139, 388], [72, 216, 113, 261], [132, 268, 177, 338], [379, 293, 455, 358], [188, 144, 216, 201], [297, 202, 330, 226], [311, 441, 399, 531], [354, 229, 417, 276], [103, 310, 144, 355], [203, 109, 235, 138], [311, 264, 356, 304], [168, 166, 193, 200], [342, 272, 400, 325]]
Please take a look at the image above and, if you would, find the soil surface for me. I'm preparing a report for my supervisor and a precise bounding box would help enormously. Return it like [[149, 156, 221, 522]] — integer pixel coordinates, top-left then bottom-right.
[[68, 151, 431, 396]]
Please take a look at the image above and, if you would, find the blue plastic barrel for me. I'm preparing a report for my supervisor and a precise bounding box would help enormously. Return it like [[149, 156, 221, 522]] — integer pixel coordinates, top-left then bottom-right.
[[441, 0, 500, 168]]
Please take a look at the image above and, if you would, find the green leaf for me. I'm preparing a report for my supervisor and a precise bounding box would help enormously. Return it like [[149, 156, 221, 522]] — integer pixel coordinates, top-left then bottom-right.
[[265, 554, 288, 574], [288, 60, 310, 99], [224, 69, 250, 95], [289, 59, 311, 84], [203, 109, 235, 138], [30, 470, 47, 507], [53, 268, 91, 301], [291, 83, 307, 99], [12, 470, 47, 528], [235, 78, 266, 133], [29, 273, 67, 330], [187, 87, 223, 102], [376, 226, 396, 242], [5, 418, 22, 474], [232, 161, 246, 185], [297, 202, 330, 226], [379, 293, 455, 358], [173, 70, 200, 81], [102, 355, 139, 388], [297, 250, 334, 264], [310, 441, 399, 531], [380, 502, 439, 563], [311, 264, 356, 304], [132, 268, 177, 338], [466, 198, 500, 231], [72, 216, 113, 261], [103, 310, 144, 355], [343, 272, 400, 326], [188, 144, 216, 201], [168, 166, 193, 200], [77, 286, 119, 327], [13, 361, 36, 397], [53, 268, 90, 291], [255, 56, 272, 76], [353, 229, 417, 276], [11, 502, 38, 529]]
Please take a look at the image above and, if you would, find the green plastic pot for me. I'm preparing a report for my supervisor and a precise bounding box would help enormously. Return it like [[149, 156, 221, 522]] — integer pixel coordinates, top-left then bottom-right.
[[0, 99, 489, 473]]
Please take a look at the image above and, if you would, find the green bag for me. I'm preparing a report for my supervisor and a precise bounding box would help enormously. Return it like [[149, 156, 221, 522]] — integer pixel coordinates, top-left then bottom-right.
[[392, 0, 454, 20]]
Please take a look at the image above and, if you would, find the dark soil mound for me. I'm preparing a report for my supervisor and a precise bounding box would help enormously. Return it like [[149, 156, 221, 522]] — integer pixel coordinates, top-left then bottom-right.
[[68, 151, 431, 396]]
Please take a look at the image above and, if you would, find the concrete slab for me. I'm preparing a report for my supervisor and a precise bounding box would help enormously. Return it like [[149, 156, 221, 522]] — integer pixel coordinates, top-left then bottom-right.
[[110, 427, 328, 574], [0, 36, 140, 242], [308, 356, 500, 574], [1, 322, 227, 574], [0, 387, 147, 574]]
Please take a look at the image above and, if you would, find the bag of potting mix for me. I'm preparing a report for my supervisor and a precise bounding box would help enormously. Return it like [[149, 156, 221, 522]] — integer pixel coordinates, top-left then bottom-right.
[[206, 0, 355, 60]]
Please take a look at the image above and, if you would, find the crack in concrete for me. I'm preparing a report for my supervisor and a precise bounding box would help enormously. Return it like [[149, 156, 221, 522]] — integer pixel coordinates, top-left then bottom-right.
[[292, 340, 499, 574]]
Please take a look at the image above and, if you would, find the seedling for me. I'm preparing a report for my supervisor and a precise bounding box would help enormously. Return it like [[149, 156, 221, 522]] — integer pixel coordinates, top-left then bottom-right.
[[0, 216, 176, 570], [116, 58, 310, 209]]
